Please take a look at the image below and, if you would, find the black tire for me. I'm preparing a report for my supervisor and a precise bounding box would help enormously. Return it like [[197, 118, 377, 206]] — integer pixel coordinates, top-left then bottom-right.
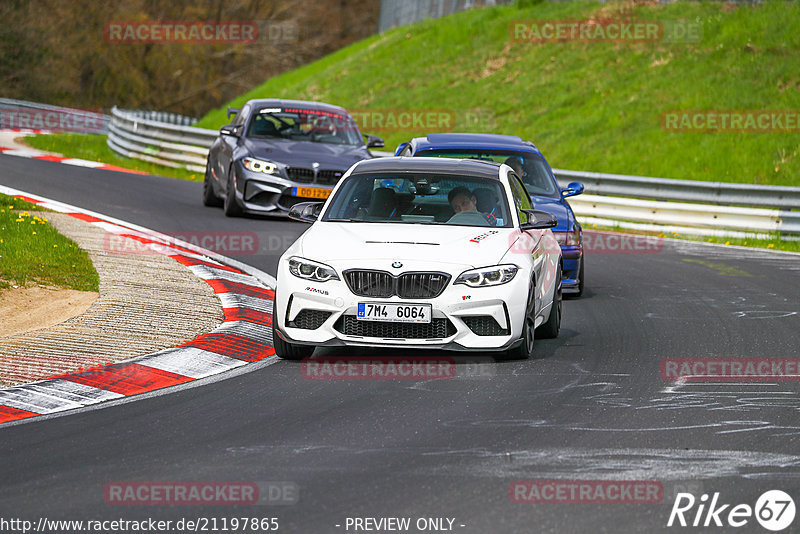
[[223, 166, 244, 217], [537, 266, 562, 339], [504, 283, 536, 360], [202, 165, 223, 207], [272, 330, 315, 361]]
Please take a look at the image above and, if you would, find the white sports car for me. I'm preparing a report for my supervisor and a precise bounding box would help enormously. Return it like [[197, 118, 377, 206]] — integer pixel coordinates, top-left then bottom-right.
[[273, 157, 563, 360]]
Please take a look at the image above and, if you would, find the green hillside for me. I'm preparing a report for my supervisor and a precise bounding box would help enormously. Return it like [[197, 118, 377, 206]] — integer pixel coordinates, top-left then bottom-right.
[[197, 0, 800, 186]]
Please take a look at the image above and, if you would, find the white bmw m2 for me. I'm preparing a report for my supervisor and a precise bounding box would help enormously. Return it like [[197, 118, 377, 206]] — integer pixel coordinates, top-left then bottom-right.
[[273, 157, 562, 360]]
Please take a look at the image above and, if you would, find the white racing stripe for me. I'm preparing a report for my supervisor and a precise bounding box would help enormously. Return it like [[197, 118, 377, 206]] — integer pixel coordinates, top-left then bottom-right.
[[134, 347, 247, 379]]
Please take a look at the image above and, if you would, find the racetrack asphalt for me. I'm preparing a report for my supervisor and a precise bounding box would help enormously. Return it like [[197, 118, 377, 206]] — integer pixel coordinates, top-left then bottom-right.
[[1, 154, 799, 533]]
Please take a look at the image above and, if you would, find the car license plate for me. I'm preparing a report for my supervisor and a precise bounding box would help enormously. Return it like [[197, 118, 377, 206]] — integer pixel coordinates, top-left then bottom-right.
[[292, 186, 331, 199], [357, 302, 431, 324]]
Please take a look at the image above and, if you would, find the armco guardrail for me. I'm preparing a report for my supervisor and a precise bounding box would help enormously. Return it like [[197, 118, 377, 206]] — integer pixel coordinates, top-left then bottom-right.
[[568, 194, 800, 237], [107, 106, 214, 173], [105, 106, 799, 236], [0, 97, 110, 133], [553, 168, 800, 209]]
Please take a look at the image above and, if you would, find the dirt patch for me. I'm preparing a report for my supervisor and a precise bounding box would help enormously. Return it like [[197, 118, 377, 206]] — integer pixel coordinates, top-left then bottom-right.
[[0, 285, 98, 337]]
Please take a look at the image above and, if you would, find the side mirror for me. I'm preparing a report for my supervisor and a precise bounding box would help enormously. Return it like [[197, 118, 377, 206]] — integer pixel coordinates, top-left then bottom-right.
[[287, 201, 324, 223], [561, 181, 584, 198], [394, 142, 409, 156], [365, 134, 385, 149], [220, 124, 240, 137], [227, 106, 241, 119], [519, 209, 558, 230]]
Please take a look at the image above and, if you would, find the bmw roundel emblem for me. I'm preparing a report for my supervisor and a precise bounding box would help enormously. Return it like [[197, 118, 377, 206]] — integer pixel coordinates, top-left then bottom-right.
[[392, 261, 403, 269]]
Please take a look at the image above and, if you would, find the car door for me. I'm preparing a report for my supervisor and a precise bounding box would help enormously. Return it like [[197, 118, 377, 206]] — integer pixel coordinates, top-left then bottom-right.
[[217, 103, 250, 195], [509, 172, 546, 317]]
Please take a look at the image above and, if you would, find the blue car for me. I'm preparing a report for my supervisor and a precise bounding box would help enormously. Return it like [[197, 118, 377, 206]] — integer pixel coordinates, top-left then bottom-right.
[[396, 133, 585, 296]]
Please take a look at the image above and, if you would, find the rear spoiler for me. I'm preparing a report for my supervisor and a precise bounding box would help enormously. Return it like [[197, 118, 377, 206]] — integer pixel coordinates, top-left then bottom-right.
[[227, 106, 241, 119]]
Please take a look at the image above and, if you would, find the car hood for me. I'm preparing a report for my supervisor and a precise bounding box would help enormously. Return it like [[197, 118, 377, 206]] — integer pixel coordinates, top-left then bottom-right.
[[242, 138, 370, 170], [298, 222, 522, 270], [530, 195, 574, 231]]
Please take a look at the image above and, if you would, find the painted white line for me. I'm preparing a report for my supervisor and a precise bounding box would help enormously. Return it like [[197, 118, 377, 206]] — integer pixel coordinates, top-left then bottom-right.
[[91, 221, 142, 234], [0, 148, 49, 157], [134, 347, 247, 379], [60, 158, 105, 168], [219, 293, 274, 313], [0, 387, 83, 414], [166, 249, 227, 263], [189, 264, 267, 287], [212, 321, 273, 345], [28, 380, 125, 404]]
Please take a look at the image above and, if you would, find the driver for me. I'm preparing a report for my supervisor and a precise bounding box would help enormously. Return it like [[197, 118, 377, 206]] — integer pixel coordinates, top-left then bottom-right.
[[447, 187, 497, 225], [504, 155, 525, 178]]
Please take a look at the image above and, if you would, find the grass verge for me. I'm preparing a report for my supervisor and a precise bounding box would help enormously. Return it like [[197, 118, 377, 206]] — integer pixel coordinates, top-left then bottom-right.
[[0, 193, 99, 291], [23, 133, 199, 181]]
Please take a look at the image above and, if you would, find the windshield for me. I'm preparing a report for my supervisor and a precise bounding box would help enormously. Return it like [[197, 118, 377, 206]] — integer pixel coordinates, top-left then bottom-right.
[[417, 149, 560, 198], [246, 106, 363, 145], [322, 172, 512, 227]]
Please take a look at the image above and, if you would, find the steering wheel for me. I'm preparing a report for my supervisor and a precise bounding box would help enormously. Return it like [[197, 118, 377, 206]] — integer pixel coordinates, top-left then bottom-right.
[[446, 211, 492, 226]]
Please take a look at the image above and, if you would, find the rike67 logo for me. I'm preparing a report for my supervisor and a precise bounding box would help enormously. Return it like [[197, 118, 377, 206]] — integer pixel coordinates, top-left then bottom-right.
[[668, 490, 795, 531]]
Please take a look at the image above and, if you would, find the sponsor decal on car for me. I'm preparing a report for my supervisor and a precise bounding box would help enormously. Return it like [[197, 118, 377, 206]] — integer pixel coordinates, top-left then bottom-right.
[[305, 286, 329, 296], [469, 230, 499, 243]]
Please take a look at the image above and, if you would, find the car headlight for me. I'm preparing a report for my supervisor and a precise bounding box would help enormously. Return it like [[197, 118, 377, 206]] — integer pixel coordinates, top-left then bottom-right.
[[553, 229, 581, 246], [288, 257, 339, 282], [454, 264, 518, 287], [242, 157, 278, 175]]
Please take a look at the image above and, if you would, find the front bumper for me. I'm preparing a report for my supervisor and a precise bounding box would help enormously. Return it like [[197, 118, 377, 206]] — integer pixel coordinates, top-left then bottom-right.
[[234, 166, 338, 215], [275, 269, 538, 352]]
